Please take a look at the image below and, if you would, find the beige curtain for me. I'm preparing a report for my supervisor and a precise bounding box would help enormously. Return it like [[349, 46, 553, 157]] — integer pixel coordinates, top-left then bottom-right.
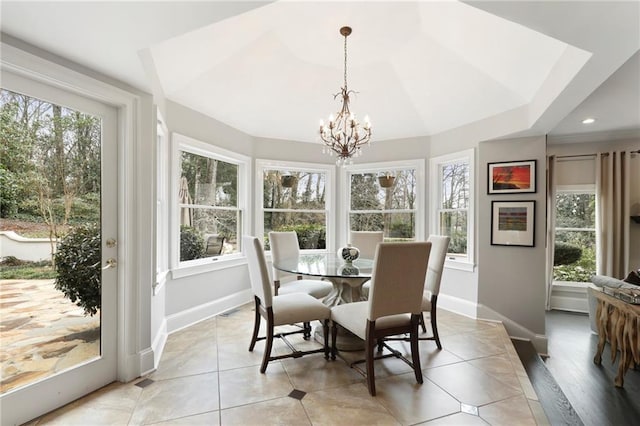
[[545, 155, 557, 310], [595, 151, 631, 278]]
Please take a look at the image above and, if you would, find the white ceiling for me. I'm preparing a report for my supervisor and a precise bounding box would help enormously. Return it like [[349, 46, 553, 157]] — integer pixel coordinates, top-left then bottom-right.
[[1, 1, 639, 144]]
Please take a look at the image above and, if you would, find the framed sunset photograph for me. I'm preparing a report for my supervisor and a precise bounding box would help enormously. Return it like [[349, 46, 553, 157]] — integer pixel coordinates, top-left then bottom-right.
[[491, 200, 535, 247], [488, 160, 536, 194]]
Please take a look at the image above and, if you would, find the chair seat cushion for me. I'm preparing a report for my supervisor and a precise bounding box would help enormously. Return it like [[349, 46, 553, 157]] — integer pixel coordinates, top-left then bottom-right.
[[272, 293, 330, 326], [331, 302, 411, 340], [279, 279, 332, 299]]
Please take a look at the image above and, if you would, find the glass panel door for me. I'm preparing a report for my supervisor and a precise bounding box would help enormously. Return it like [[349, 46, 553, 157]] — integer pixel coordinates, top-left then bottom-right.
[[0, 73, 117, 425]]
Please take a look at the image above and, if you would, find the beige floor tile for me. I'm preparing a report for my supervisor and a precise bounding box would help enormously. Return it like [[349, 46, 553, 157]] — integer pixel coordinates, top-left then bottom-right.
[[151, 410, 220, 425], [34, 381, 141, 425], [375, 374, 461, 425], [218, 363, 294, 409], [527, 399, 550, 426], [302, 383, 400, 425], [150, 341, 218, 380], [221, 396, 311, 425], [422, 412, 490, 425], [424, 362, 522, 407], [478, 395, 536, 426], [283, 353, 362, 392], [129, 373, 219, 425], [438, 333, 506, 361]]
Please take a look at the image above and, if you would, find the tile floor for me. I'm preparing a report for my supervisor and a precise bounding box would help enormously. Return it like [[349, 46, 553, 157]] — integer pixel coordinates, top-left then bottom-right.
[[28, 303, 549, 425]]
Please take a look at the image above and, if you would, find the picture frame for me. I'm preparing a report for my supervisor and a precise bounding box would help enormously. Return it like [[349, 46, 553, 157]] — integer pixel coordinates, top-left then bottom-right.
[[491, 200, 535, 247], [488, 160, 536, 194]]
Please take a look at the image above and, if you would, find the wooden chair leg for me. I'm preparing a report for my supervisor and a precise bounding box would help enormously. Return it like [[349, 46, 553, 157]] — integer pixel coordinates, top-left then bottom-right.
[[260, 321, 274, 373], [431, 306, 442, 350], [366, 322, 377, 396], [411, 316, 423, 384], [249, 298, 261, 351], [420, 312, 427, 334], [304, 321, 311, 340], [331, 322, 338, 360], [323, 319, 330, 359]]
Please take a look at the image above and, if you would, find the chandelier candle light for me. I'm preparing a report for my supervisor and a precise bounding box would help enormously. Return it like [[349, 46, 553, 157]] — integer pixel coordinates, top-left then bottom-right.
[[319, 26, 372, 166]]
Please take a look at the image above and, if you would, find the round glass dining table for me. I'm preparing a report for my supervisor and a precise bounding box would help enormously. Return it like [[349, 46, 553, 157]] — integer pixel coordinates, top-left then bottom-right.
[[273, 253, 374, 308]]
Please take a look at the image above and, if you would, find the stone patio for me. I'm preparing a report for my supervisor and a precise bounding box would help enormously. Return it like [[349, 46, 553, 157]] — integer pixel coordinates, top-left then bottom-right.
[[0, 279, 100, 394]]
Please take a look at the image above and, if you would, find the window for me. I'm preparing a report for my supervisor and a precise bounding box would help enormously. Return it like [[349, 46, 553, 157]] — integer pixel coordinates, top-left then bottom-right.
[[430, 149, 474, 271], [345, 160, 424, 242], [173, 133, 249, 273], [553, 186, 596, 282], [256, 160, 334, 251]]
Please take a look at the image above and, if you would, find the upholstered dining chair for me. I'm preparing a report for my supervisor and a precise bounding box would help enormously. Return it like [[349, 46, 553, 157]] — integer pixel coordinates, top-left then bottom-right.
[[350, 231, 384, 259], [330, 242, 431, 396], [419, 235, 450, 348], [268, 231, 332, 299], [383, 235, 450, 350], [351, 231, 384, 299], [244, 236, 331, 373]]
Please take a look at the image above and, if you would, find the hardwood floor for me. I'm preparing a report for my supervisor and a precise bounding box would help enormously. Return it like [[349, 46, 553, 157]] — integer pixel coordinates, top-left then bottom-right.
[[542, 310, 639, 425]]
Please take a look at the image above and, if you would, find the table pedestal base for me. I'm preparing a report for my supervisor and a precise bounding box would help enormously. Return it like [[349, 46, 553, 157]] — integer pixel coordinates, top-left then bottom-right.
[[314, 323, 364, 351]]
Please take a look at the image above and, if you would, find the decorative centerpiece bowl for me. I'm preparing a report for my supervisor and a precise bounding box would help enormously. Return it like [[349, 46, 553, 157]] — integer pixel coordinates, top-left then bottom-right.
[[338, 244, 360, 263]]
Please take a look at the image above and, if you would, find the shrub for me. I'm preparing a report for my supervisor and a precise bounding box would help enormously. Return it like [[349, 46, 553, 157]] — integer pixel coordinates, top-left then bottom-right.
[[180, 226, 205, 261], [279, 224, 326, 249], [0, 166, 19, 218], [54, 223, 101, 316], [554, 242, 582, 266]]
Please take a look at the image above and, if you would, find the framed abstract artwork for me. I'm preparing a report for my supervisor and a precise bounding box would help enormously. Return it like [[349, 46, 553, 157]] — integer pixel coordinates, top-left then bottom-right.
[[491, 200, 535, 247], [488, 160, 536, 194]]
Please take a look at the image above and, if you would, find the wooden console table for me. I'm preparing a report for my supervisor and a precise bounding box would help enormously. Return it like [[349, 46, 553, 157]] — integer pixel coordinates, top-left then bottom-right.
[[588, 287, 640, 387]]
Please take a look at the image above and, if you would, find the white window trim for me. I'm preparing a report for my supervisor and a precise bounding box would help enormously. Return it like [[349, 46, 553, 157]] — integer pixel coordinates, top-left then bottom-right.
[[154, 111, 169, 294], [430, 149, 475, 272], [342, 159, 425, 247], [255, 159, 335, 254], [171, 132, 251, 278]]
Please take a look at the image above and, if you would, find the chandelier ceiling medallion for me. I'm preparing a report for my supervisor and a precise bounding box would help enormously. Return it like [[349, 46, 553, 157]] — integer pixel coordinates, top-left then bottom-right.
[[319, 26, 371, 166]]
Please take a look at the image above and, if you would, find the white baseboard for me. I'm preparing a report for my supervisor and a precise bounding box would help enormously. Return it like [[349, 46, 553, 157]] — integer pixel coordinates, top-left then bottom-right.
[[165, 289, 253, 334], [438, 293, 478, 319], [550, 282, 588, 313]]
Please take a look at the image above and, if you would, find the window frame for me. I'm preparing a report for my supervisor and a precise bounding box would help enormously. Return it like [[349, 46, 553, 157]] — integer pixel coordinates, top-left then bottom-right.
[[342, 159, 425, 246], [255, 159, 335, 253], [171, 132, 250, 278], [154, 111, 169, 293], [430, 149, 475, 271]]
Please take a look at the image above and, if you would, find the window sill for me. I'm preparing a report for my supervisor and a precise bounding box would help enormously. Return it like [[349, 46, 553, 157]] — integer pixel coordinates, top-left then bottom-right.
[[552, 281, 590, 289], [444, 259, 475, 272], [171, 255, 246, 279]]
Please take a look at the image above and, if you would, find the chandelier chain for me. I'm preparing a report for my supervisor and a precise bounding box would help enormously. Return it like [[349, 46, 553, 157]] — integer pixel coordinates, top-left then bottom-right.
[[343, 32, 348, 90]]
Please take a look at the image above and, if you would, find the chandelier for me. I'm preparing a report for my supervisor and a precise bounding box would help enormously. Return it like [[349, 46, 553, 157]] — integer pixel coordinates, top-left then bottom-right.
[[319, 26, 371, 166]]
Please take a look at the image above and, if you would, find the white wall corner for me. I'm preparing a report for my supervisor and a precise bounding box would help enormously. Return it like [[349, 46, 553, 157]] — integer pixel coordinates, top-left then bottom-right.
[[165, 289, 253, 334], [476, 303, 548, 355]]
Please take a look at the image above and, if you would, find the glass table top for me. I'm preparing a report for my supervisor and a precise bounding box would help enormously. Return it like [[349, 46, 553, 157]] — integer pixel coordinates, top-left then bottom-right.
[[273, 253, 373, 279]]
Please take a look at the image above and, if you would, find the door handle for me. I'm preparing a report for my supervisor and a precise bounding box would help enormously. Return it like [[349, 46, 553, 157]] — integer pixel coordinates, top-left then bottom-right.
[[102, 258, 117, 270]]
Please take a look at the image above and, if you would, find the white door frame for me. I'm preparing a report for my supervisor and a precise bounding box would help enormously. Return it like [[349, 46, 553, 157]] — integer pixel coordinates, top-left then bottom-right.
[[1, 40, 152, 425]]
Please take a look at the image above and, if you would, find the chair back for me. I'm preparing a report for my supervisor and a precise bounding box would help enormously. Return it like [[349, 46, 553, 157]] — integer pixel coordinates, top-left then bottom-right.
[[243, 236, 273, 308], [269, 231, 300, 281], [350, 231, 384, 259], [425, 235, 451, 296], [368, 242, 431, 321]]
